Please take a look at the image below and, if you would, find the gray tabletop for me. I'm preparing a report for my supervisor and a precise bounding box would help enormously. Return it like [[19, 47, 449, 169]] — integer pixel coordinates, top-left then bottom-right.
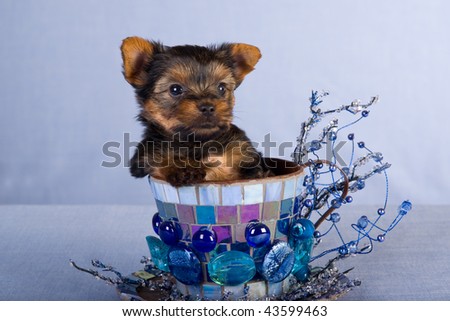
[[0, 204, 448, 300]]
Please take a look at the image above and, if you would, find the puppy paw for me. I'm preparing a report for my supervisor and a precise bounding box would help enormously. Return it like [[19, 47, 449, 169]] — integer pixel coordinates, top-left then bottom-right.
[[166, 168, 206, 187]]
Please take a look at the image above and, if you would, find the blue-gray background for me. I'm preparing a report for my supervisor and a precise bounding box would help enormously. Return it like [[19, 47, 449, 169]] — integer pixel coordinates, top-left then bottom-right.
[[1, 0, 448, 206]]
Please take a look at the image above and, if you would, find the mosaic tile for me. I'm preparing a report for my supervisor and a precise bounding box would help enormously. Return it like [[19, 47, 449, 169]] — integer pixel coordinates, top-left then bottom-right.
[[262, 201, 280, 221], [293, 196, 302, 215], [267, 280, 283, 296], [222, 185, 242, 206], [176, 280, 189, 295], [264, 181, 282, 202], [230, 242, 250, 254], [202, 284, 223, 300], [186, 284, 202, 298], [155, 199, 166, 218], [212, 225, 232, 244], [280, 198, 293, 215], [178, 186, 198, 205], [235, 223, 248, 243], [240, 204, 260, 223], [176, 204, 196, 224], [153, 181, 166, 201], [296, 174, 305, 196], [246, 281, 267, 300], [276, 218, 291, 237], [223, 285, 245, 299], [148, 178, 157, 198], [163, 202, 177, 218], [196, 206, 216, 224], [283, 178, 296, 199], [217, 206, 238, 224], [199, 185, 220, 205], [243, 184, 263, 204], [180, 223, 191, 241], [163, 184, 179, 203]]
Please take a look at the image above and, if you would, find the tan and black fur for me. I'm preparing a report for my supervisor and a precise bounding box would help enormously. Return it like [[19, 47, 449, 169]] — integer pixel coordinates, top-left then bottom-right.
[[121, 36, 270, 186]]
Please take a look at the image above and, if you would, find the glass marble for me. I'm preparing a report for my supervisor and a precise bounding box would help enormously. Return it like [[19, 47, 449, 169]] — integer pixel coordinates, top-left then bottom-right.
[[158, 220, 182, 246], [145, 235, 170, 272], [260, 241, 295, 283], [207, 251, 256, 286], [192, 227, 217, 252], [152, 212, 162, 234], [167, 245, 202, 285], [245, 221, 271, 248]]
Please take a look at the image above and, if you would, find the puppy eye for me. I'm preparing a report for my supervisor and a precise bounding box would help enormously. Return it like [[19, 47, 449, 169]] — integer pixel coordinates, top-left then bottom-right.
[[218, 83, 226, 95], [169, 84, 184, 97]]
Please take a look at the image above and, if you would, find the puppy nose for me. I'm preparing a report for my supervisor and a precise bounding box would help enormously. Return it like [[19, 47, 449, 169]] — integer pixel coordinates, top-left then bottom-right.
[[199, 105, 215, 114]]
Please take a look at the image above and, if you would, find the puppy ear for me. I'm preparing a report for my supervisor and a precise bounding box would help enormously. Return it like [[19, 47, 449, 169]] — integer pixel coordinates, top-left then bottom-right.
[[229, 43, 262, 86], [121, 36, 155, 87]]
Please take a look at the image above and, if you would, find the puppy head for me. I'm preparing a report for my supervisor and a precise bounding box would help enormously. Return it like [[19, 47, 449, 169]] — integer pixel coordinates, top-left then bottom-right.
[[120, 36, 261, 139]]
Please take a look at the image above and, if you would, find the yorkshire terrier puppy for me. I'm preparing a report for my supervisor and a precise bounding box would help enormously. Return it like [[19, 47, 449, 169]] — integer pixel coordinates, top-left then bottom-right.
[[121, 36, 271, 186]]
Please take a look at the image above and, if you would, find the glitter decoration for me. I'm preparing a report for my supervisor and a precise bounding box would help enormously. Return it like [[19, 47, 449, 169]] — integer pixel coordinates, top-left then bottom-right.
[[260, 241, 295, 283]]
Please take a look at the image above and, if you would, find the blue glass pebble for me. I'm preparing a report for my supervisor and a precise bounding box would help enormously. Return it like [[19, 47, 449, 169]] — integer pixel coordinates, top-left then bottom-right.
[[152, 212, 162, 234], [260, 241, 295, 283], [289, 219, 315, 282], [158, 220, 182, 246], [330, 213, 341, 223], [192, 228, 217, 253], [145, 235, 170, 272], [348, 133, 354, 140], [357, 216, 369, 229], [208, 251, 256, 286], [168, 245, 202, 285], [245, 222, 271, 248]]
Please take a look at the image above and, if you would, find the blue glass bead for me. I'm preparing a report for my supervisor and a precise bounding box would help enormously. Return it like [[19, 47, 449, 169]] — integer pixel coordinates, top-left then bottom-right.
[[330, 198, 342, 208], [357, 215, 369, 229], [342, 167, 350, 175], [348, 133, 354, 140], [339, 246, 349, 255], [313, 231, 321, 238], [362, 110, 369, 117], [315, 162, 324, 169], [330, 213, 341, 223], [357, 141, 365, 148], [145, 235, 170, 272], [260, 241, 295, 283], [377, 234, 385, 242], [192, 228, 217, 253], [208, 251, 256, 286], [289, 219, 315, 240], [167, 245, 202, 285], [399, 200, 412, 215], [303, 199, 313, 208], [345, 196, 353, 203], [329, 164, 337, 172], [309, 140, 321, 151], [377, 208, 385, 216], [245, 222, 271, 248], [348, 241, 358, 254], [328, 131, 337, 141], [356, 179, 365, 190], [158, 220, 182, 246], [306, 185, 316, 194], [152, 212, 162, 235]]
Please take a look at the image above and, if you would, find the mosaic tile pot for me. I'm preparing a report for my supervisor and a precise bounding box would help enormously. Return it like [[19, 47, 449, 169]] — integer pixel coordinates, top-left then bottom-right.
[[147, 158, 312, 300]]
